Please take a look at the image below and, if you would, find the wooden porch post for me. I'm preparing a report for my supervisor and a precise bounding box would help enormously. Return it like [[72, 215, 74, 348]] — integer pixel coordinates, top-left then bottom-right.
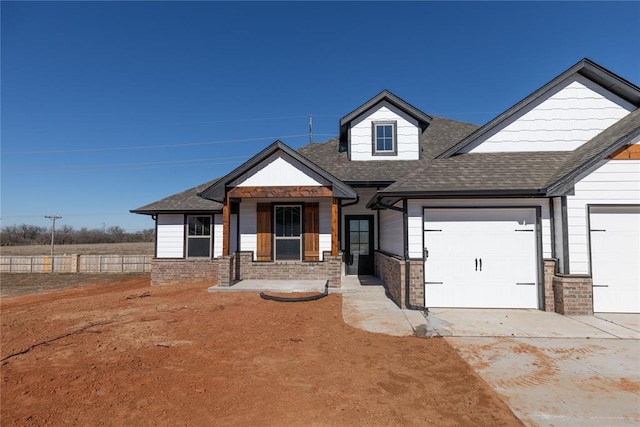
[[222, 194, 230, 256], [331, 197, 339, 256]]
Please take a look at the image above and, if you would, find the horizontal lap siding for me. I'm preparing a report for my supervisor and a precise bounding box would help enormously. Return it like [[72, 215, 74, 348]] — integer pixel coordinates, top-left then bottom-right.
[[467, 76, 634, 153], [213, 214, 223, 258], [231, 153, 329, 187], [407, 199, 552, 259], [157, 214, 184, 258], [349, 101, 420, 161], [567, 156, 640, 274], [379, 207, 403, 257]]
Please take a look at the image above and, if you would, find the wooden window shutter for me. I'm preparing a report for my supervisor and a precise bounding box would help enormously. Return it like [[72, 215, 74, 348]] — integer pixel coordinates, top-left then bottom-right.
[[304, 203, 320, 261], [256, 203, 272, 261]]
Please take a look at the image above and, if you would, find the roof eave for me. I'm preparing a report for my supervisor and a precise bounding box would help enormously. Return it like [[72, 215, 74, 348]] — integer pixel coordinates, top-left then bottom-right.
[[366, 188, 547, 208]]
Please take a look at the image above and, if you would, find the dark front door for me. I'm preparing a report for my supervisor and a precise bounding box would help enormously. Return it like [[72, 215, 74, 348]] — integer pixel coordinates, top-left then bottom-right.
[[345, 215, 374, 275]]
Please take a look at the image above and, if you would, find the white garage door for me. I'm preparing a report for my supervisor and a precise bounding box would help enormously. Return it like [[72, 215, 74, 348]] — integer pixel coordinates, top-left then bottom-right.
[[424, 208, 539, 309], [590, 206, 640, 313]]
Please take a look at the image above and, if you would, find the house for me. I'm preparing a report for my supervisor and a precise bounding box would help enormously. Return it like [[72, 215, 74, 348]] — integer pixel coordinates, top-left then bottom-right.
[[132, 58, 640, 315]]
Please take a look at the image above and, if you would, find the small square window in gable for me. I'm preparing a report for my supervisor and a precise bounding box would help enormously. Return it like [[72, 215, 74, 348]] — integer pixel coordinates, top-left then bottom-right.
[[372, 121, 397, 156]]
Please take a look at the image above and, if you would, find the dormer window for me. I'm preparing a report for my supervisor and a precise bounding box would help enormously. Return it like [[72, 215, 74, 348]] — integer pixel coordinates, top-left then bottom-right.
[[372, 121, 397, 156]]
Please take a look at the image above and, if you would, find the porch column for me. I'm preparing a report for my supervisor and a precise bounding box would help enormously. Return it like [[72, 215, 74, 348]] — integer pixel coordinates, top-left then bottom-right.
[[222, 194, 230, 256], [331, 197, 338, 256]]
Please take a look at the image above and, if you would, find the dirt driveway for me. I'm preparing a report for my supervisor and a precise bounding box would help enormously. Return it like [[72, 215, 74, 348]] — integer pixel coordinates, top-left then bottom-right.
[[1, 277, 521, 426]]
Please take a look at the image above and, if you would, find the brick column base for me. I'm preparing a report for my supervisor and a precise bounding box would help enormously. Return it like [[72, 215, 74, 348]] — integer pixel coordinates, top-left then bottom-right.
[[553, 276, 593, 315]]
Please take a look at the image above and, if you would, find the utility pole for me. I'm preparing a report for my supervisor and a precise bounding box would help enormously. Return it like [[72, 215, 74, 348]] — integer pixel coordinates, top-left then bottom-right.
[[309, 114, 313, 145], [45, 215, 62, 273]]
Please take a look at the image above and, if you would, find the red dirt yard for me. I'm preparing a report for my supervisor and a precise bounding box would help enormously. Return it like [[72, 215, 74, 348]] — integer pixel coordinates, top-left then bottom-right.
[[1, 277, 521, 426]]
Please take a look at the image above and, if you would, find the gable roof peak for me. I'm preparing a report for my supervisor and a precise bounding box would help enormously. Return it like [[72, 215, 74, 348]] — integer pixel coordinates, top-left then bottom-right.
[[437, 58, 640, 159], [339, 90, 432, 141], [198, 139, 357, 202]]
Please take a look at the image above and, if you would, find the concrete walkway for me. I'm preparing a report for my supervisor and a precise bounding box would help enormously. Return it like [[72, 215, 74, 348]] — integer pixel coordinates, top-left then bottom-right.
[[339, 275, 426, 337]]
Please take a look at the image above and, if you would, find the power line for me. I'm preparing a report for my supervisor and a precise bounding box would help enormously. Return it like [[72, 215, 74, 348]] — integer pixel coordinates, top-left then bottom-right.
[[2, 134, 308, 155], [23, 115, 317, 132]]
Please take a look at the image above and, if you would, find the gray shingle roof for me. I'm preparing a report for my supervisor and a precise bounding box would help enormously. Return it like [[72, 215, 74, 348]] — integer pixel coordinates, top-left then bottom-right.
[[297, 117, 479, 184], [378, 151, 572, 196], [131, 178, 223, 214]]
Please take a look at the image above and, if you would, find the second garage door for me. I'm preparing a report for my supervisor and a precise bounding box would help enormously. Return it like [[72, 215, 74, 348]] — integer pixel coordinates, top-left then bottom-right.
[[590, 205, 640, 313], [424, 208, 539, 309]]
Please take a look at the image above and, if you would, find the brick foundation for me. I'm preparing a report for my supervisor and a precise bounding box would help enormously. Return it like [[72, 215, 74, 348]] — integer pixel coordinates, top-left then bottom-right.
[[544, 258, 593, 315], [543, 259, 556, 312], [220, 251, 342, 288], [150, 258, 218, 286], [152, 252, 341, 288], [553, 275, 593, 315], [374, 252, 424, 309]]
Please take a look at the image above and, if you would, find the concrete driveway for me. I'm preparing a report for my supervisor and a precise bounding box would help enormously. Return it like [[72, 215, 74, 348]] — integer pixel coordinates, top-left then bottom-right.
[[425, 309, 640, 426]]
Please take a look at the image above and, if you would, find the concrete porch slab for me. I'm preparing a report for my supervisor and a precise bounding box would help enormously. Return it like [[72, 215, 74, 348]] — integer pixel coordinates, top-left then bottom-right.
[[208, 279, 327, 293]]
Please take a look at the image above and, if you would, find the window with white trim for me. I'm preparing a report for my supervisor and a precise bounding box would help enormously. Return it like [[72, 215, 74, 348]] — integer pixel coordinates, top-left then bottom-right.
[[274, 205, 301, 260], [372, 121, 397, 155], [187, 215, 212, 258]]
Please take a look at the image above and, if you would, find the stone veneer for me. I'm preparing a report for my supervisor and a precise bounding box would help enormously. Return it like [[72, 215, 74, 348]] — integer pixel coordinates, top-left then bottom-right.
[[374, 251, 424, 309]]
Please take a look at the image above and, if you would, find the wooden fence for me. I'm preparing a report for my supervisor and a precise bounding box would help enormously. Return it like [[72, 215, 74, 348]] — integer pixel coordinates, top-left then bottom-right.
[[0, 254, 151, 273]]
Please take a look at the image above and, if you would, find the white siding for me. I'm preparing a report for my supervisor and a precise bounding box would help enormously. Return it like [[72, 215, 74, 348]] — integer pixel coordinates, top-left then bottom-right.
[[341, 188, 378, 250], [407, 199, 552, 259], [239, 198, 332, 261], [566, 155, 640, 274], [552, 197, 565, 273], [379, 206, 403, 256], [231, 153, 330, 187], [349, 101, 420, 161], [239, 200, 258, 259], [466, 76, 635, 153], [156, 214, 184, 258], [213, 214, 223, 258]]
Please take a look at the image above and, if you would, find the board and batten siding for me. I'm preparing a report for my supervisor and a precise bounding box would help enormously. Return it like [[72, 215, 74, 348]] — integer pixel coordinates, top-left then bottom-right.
[[230, 153, 330, 187], [566, 152, 640, 274], [349, 101, 420, 161], [465, 76, 635, 153], [379, 205, 403, 257], [407, 199, 552, 259], [238, 198, 332, 261], [156, 214, 184, 258]]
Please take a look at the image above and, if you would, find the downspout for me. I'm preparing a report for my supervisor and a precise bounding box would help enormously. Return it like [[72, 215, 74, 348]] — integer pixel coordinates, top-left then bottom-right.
[[403, 198, 426, 311]]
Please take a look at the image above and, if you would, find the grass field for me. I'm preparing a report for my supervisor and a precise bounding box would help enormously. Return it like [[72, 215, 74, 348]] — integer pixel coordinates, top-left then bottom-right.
[[0, 242, 154, 256]]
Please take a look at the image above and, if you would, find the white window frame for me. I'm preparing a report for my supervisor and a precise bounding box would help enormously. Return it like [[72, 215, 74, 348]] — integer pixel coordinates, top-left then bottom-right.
[[273, 204, 302, 261], [186, 215, 212, 258], [372, 121, 397, 156]]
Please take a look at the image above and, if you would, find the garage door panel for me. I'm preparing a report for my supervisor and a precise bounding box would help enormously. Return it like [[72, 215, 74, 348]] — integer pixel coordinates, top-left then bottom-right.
[[590, 206, 640, 313], [424, 208, 538, 309]]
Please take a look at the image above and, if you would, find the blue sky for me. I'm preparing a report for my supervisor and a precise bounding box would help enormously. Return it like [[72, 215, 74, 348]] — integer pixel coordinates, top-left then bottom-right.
[[2, 1, 639, 232]]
